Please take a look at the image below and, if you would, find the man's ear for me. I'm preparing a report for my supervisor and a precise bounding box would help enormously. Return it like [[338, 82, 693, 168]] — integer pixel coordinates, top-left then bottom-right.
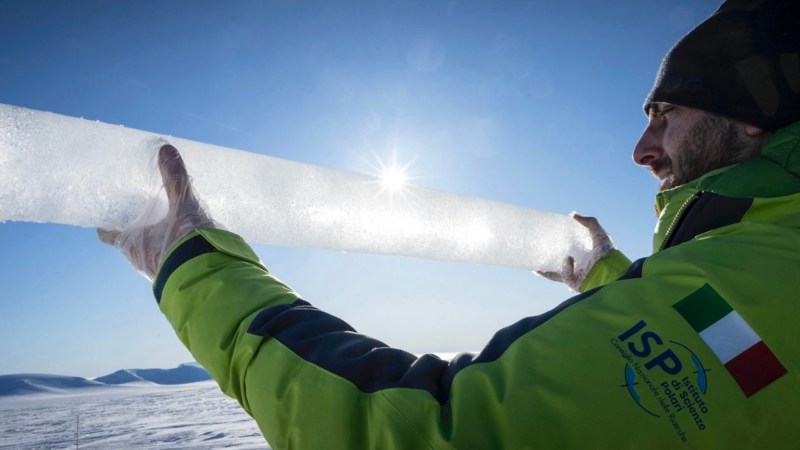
[[743, 123, 766, 137]]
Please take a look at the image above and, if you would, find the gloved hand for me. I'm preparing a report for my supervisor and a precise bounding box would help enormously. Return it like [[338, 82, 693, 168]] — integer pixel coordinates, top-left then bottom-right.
[[98, 144, 218, 281], [536, 213, 615, 292]]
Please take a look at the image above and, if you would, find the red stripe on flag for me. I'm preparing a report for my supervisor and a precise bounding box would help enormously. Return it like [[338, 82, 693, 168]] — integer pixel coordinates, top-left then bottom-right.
[[724, 341, 787, 398]]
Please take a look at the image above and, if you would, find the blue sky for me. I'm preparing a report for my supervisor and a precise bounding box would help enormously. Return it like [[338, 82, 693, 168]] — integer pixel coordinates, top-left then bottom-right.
[[0, 0, 721, 378]]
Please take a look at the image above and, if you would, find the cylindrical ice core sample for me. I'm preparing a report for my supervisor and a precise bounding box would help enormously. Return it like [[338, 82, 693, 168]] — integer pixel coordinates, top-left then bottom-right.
[[0, 103, 592, 272]]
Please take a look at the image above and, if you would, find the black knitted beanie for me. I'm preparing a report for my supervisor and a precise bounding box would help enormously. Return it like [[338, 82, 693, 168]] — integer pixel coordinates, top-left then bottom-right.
[[644, 0, 800, 132]]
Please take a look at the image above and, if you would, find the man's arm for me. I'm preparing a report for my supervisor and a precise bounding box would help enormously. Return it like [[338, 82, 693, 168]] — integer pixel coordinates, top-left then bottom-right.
[[158, 228, 440, 448]]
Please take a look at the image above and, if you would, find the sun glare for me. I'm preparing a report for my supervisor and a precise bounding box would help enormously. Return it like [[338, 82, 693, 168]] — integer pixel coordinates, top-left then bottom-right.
[[364, 150, 417, 198], [380, 165, 409, 191]]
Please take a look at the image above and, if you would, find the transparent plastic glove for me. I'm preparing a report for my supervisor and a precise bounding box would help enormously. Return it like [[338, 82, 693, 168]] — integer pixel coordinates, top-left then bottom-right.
[[535, 213, 614, 292], [98, 144, 218, 281]]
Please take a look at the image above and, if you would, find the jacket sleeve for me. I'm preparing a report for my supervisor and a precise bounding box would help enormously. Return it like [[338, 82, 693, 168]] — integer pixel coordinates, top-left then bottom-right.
[[578, 249, 632, 292], [156, 228, 796, 449]]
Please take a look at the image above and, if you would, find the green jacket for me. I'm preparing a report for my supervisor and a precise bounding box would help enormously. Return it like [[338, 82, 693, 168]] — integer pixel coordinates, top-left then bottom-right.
[[155, 123, 800, 449]]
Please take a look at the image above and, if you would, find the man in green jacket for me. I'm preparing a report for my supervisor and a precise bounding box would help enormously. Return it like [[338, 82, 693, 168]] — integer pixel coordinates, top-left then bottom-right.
[[101, 1, 800, 448]]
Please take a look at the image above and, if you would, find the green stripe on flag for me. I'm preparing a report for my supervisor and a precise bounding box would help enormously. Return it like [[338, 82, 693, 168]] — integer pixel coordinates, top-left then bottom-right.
[[673, 284, 733, 333]]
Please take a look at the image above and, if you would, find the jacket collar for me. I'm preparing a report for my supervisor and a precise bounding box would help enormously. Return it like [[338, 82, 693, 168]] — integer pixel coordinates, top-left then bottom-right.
[[652, 122, 800, 252]]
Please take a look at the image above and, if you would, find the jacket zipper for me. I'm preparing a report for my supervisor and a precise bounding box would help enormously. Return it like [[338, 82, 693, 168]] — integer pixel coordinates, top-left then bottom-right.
[[659, 191, 702, 251]]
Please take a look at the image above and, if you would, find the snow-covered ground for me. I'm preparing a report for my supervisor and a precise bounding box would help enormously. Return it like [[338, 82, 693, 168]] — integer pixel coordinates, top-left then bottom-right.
[[0, 381, 268, 449]]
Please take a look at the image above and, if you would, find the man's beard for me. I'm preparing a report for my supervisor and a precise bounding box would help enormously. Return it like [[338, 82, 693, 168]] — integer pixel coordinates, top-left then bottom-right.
[[655, 113, 756, 192]]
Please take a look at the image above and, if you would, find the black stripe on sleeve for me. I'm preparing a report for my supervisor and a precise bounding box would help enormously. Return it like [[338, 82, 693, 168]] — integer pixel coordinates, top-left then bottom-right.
[[245, 258, 647, 403], [616, 258, 645, 281], [247, 283, 616, 404], [153, 235, 218, 304]]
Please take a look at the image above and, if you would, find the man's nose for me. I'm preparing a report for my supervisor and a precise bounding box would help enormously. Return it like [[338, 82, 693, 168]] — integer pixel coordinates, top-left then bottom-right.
[[632, 121, 664, 166]]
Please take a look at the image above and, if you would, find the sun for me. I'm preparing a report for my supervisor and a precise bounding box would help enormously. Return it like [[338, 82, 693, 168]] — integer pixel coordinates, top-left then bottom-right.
[[364, 151, 417, 197], [380, 165, 409, 191]]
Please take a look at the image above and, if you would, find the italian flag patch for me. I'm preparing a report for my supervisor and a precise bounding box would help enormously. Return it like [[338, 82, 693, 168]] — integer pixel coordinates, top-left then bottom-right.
[[673, 284, 787, 397]]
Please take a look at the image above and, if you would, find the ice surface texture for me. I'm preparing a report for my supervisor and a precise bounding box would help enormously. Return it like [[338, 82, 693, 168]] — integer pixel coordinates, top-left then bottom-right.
[[0, 103, 592, 272]]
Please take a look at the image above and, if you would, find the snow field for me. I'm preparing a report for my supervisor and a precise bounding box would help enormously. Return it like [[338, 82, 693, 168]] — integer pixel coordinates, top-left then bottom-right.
[[0, 381, 268, 449]]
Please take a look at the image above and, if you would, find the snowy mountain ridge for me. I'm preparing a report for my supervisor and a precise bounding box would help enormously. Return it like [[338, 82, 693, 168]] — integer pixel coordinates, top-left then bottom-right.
[[0, 363, 211, 397]]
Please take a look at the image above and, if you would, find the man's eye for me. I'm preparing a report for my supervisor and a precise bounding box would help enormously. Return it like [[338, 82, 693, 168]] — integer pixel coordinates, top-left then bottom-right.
[[650, 106, 675, 120]]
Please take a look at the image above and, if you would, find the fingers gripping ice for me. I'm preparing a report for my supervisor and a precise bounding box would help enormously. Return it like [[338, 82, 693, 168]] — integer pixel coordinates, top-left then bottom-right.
[[536, 214, 616, 292], [0, 103, 594, 274], [98, 145, 218, 279]]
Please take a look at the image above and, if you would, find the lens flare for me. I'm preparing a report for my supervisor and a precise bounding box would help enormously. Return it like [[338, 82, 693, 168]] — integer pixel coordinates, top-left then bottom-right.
[[380, 165, 408, 191]]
